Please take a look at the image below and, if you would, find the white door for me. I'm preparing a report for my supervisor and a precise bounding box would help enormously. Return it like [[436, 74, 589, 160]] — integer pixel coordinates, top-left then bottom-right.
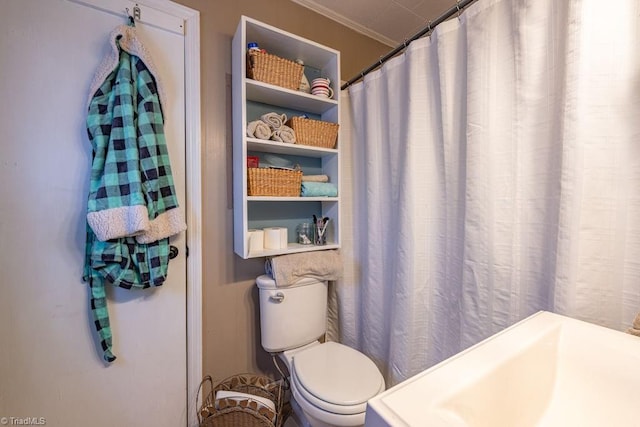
[[0, 1, 188, 426]]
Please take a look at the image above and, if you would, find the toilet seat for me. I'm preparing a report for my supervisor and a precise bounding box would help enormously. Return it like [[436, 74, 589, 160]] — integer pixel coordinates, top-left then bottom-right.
[[291, 342, 385, 415], [291, 378, 369, 427]]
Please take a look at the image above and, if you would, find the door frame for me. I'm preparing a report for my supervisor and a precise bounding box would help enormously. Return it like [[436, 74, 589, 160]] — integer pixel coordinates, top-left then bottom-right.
[[145, 2, 203, 426], [167, 3, 203, 426], [68, 0, 202, 425], [180, 5, 203, 426]]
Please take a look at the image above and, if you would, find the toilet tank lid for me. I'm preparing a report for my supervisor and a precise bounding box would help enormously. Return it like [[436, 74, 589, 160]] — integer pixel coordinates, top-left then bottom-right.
[[256, 274, 324, 290]]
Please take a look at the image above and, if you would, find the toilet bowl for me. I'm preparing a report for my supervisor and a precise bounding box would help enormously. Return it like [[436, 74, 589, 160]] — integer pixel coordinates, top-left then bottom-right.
[[256, 275, 385, 427], [284, 341, 385, 427]]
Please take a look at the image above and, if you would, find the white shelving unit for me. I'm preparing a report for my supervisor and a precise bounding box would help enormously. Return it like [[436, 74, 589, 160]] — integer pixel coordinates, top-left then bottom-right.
[[232, 16, 341, 259]]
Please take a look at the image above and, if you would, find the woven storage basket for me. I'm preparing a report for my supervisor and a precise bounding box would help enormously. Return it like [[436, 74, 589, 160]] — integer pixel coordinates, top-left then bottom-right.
[[285, 117, 339, 149], [248, 168, 302, 197], [197, 374, 285, 427], [247, 51, 304, 91]]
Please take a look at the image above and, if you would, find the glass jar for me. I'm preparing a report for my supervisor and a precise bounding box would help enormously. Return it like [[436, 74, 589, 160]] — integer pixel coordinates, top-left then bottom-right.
[[297, 223, 313, 245]]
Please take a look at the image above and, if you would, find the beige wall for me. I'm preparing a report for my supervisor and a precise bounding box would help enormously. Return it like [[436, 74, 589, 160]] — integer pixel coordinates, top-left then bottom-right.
[[172, 0, 388, 380]]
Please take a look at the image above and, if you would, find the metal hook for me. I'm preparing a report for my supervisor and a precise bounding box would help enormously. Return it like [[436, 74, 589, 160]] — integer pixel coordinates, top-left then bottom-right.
[[427, 21, 433, 37], [125, 7, 135, 26], [403, 39, 408, 48], [125, 5, 141, 26], [456, 0, 462, 20]]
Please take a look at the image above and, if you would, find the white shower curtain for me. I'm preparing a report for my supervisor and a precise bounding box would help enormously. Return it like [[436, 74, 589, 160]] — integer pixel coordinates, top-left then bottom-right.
[[343, 0, 640, 387]]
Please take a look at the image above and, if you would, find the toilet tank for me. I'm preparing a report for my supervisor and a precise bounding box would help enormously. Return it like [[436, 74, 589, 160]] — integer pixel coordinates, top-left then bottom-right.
[[256, 275, 328, 353]]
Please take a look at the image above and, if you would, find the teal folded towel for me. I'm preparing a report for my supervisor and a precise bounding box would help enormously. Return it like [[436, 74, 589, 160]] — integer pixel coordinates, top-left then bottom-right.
[[301, 182, 338, 197]]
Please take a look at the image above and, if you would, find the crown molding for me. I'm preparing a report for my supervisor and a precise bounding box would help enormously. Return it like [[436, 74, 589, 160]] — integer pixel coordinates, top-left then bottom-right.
[[291, 0, 397, 47]]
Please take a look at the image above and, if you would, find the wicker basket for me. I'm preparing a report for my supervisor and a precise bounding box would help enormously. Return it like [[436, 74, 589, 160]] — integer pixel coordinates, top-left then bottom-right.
[[197, 374, 285, 427], [248, 168, 302, 197], [247, 51, 304, 91], [285, 117, 339, 149]]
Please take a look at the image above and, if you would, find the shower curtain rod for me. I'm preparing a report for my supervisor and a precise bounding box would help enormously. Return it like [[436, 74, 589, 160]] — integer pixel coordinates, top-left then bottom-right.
[[340, 0, 477, 91]]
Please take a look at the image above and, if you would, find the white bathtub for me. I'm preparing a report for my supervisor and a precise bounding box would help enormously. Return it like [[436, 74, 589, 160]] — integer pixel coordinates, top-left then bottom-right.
[[365, 311, 640, 427]]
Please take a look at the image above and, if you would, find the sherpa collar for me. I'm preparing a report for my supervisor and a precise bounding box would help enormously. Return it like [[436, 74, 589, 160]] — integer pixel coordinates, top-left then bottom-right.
[[86, 24, 166, 110]]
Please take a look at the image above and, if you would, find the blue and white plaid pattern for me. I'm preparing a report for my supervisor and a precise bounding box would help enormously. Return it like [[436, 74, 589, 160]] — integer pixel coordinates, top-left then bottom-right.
[[84, 40, 178, 363]]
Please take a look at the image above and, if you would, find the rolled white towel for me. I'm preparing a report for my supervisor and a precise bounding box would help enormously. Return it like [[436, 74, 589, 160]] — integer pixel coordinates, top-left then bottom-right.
[[302, 174, 329, 182], [246, 120, 272, 140], [261, 112, 287, 130], [271, 125, 296, 143]]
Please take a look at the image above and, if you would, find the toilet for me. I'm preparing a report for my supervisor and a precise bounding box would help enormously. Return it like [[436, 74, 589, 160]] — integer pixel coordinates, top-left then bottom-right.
[[256, 275, 385, 427]]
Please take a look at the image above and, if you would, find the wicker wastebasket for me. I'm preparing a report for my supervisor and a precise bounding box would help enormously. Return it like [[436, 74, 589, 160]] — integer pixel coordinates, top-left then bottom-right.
[[197, 374, 285, 427]]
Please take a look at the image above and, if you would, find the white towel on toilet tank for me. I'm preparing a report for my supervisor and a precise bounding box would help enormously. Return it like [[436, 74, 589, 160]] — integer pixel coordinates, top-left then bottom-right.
[[265, 250, 342, 287]]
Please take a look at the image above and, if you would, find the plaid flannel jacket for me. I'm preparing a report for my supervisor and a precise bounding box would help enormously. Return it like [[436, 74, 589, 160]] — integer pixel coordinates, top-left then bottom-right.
[[84, 29, 185, 363]]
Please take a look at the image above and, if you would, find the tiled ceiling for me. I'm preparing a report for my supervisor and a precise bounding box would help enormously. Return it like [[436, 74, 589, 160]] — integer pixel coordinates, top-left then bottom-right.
[[292, 0, 458, 47]]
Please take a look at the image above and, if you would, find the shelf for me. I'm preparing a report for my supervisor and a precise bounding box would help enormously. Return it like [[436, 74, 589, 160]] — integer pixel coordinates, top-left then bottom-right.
[[247, 138, 337, 157], [246, 243, 340, 259], [246, 79, 337, 115], [248, 196, 339, 202], [233, 16, 340, 259], [244, 16, 339, 75]]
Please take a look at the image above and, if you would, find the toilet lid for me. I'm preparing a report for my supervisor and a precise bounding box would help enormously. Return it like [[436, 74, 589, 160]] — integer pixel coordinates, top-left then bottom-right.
[[293, 342, 383, 407]]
